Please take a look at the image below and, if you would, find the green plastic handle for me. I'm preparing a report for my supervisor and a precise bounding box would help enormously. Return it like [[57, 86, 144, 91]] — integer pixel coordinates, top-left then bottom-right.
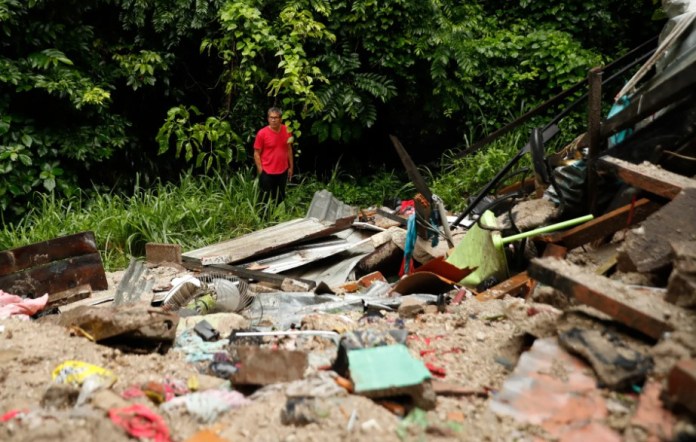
[[492, 214, 594, 249]]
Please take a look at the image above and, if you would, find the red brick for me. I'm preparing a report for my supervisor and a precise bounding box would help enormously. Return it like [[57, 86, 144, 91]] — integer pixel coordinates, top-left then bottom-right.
[[145, 243, 182, 264], [667, 359, 696, 414], [358, 271, 386, 287]]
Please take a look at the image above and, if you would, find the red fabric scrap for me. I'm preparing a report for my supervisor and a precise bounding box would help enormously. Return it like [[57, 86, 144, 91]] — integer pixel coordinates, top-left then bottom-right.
[[425, 363, 447, 378], [109, 404, 171, 442], [0, 409, 28, 422]]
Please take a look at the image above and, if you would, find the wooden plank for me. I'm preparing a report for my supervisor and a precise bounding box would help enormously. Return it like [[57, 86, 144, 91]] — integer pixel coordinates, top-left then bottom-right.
[[599, 156, 696, 199], [527, 257, 684, 340], [476, 272, 531, 302], [0, 253, 108, 298], [538, 198, 662, 249], [527, 243, 567, 298], [0, 231, 99, 276], [47, 284, 92, 308]]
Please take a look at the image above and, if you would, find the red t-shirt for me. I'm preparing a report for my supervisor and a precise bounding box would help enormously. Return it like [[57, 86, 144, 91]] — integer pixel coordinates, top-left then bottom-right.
[[253, 125, 291, 174]]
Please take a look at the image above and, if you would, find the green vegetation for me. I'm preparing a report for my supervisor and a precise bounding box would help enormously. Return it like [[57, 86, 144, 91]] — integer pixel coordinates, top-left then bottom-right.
[[0, 0, 664, 268], [0, 168, 407, 269]]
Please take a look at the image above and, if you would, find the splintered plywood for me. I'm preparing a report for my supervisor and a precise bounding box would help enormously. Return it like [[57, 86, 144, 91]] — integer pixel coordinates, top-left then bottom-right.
[[528, 257, 691, 340], [182, 217, 354, 265], [0, 231, 108, 299]]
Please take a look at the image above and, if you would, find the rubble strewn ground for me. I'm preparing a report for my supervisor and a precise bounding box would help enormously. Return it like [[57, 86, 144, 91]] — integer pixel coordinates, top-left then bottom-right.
[[1, 226, 695, 442]]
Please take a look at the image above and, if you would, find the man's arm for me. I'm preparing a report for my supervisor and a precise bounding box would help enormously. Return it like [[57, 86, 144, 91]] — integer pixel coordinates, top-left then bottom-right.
[[287, 140, 294, 179], [253, 149, 262, 174]]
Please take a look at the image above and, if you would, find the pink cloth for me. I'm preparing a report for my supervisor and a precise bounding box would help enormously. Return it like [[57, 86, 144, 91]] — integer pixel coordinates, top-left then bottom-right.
[[0, 291, 48, 319]]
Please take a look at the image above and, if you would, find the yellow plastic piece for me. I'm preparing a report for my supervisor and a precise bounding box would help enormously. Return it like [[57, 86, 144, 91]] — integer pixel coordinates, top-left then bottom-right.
[[52, 360, 117, 387]]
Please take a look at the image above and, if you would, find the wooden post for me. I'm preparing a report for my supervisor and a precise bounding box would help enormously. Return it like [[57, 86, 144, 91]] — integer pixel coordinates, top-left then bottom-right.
[[587, 67, 603, 215]]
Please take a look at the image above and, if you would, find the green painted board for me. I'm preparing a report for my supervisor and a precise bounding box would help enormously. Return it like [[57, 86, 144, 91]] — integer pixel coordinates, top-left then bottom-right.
[[348, 344, 431, 393], [445, 210, 508, 287]]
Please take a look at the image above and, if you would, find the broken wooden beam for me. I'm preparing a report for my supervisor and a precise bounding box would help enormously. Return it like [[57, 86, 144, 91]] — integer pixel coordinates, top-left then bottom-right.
[[538, 198, 661, 249], [598, 156, 696, 199], [0, 231, 107, 300], [476, 272, 532, 302], [47, 284, 91, 308], [527, 257, 689, 340]]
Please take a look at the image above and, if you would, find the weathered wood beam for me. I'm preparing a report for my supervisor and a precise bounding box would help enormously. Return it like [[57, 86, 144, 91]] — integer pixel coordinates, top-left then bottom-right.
[[528, 257, 686, 340], [476, 271, 531, 302], [538, 198, 662, 249], [599, 156, 696, 199]]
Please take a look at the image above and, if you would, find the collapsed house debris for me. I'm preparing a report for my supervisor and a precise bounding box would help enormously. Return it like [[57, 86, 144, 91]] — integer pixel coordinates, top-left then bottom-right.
[[2, 8, 696, 441]]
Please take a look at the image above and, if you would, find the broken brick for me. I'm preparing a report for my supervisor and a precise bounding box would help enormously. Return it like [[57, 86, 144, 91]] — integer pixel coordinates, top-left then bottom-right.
[[667, 359, 696, 415], [145, 243, 182, 265], [358, 271, 387, 288], [232, 347, 308, 386]]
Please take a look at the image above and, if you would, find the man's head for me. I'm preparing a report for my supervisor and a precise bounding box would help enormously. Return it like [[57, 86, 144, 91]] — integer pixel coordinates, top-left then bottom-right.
[[267, 107, 282, 131]]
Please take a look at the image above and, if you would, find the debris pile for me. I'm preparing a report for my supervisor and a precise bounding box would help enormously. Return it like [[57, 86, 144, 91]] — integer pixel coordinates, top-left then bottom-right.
[[2, 8, 696, 441]]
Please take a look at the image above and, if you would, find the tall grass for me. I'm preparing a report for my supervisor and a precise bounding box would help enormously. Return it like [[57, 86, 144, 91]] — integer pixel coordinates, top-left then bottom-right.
[[428, 130, 528, 211], [0, 166, 408, 270]]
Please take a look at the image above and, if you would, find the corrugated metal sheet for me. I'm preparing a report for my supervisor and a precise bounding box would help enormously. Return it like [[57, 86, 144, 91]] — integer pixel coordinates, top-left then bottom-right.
[[306, 189, 356, 222]]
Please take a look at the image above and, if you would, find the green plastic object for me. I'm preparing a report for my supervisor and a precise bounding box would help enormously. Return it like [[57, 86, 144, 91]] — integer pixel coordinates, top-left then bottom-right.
[[491, 214, 594, 249], [445, 210, 508, 287], [347, 344, 431, 394]]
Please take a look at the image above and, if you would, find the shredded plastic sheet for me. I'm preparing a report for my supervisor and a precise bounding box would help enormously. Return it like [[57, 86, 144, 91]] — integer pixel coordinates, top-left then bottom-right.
[[0, 291, 48, 319], [160, 389, 249, 423], [109, 404, 171, 442]]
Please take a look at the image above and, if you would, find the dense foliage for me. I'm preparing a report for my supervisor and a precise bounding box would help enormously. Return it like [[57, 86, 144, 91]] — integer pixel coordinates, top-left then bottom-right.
[[1, 0, 662, 223]]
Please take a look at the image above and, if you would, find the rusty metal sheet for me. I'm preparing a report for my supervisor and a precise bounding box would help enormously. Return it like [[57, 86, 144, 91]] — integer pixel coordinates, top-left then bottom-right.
[[0, 231, 108, 299]]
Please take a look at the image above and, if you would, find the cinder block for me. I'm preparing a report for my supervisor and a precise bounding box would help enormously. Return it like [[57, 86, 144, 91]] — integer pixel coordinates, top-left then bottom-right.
[[145, 243, 182, 264]]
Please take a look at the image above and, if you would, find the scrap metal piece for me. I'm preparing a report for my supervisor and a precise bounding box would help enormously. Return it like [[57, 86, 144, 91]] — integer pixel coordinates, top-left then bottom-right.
[[113, 259, 154, 306], [306, 189, 356, 222]]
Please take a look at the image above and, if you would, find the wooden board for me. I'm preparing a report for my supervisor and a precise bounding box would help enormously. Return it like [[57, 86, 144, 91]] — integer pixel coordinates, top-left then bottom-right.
[[599, 156, 696, 199], [538, 198, 661, 249], [0, 232, 107, 299], [528, 257, 687, 340]]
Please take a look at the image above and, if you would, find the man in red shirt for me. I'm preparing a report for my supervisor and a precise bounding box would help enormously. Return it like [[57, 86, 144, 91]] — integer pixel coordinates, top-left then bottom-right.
[[253, 107, 294, 202]]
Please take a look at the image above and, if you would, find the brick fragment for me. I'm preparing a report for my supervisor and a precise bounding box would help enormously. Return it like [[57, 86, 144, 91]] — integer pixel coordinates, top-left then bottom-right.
[[232, 347, 308, 386], [145, 243, 182, 265], [667, 359, 696, 414]]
